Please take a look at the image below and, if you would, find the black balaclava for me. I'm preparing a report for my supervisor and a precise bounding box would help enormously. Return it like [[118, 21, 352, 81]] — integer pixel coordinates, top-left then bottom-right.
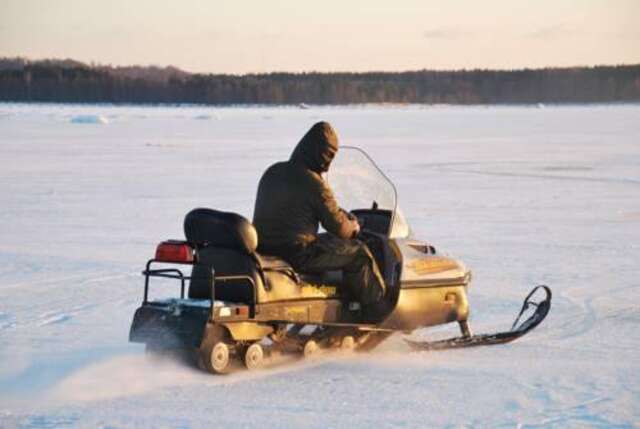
[[290, 122, 338, 173]]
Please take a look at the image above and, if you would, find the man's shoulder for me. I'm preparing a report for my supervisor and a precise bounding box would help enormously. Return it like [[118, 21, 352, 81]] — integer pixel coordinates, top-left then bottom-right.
[[263, 161, 321, 183], [263, 160, 288, 173], [259, 161, 289, 181]]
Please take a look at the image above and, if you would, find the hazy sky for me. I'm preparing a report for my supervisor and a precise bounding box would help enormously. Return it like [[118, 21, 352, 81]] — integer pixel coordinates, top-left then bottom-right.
[[1, 0, 639, 74]]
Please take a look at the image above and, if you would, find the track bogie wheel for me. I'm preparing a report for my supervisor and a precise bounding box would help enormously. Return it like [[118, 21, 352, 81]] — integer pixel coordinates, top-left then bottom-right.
[[243, 343, 265, 370], [303, 339, 319, 358], [199, 325, 234, 374], [340, 336, 356, 351], [200, 341, 230, 374]]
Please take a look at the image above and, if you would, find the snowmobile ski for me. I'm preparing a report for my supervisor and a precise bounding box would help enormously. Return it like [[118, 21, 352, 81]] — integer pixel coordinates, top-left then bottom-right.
[[404, 285, 551, 351]]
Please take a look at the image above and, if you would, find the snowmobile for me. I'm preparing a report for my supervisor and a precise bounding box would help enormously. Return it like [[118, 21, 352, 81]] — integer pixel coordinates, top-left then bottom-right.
[[129, 147, 551, 374]]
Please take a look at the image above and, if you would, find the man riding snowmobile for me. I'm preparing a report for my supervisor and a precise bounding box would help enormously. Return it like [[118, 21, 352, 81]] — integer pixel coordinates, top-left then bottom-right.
[[252, 121, 386, 311], [129, 133, 552, 373]]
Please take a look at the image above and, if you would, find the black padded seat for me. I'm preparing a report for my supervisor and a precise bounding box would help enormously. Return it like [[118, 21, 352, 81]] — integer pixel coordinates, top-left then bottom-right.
[[184, 208, 257, 254], [184, 208, 259, 301], [255, 253, 344, 287], [254, 253, 301, 286]]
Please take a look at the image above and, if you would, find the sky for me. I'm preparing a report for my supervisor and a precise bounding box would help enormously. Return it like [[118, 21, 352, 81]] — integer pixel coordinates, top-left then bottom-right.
[[1, 0, 639, 74]]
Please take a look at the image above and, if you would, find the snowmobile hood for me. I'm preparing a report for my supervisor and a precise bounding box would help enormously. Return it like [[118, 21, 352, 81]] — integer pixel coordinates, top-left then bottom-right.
[[290, 122, 338, 173]]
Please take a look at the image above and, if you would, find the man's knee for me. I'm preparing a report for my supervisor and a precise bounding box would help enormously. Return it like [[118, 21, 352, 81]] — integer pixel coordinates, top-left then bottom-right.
[[343, 241, 375, 270]]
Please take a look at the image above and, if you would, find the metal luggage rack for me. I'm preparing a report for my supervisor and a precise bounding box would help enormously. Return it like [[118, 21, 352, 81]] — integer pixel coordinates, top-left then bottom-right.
[[141, 259, 257, 319]]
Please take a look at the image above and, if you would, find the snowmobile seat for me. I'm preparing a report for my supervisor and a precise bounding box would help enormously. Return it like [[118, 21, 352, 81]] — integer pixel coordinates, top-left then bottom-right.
[[184, 208, 260, 302], [254, 253, 300, 282], [184, 207, 298, 277], [184, 208, 329, 302], [184, 207, 258, 254], [255, 253, 292, 271]]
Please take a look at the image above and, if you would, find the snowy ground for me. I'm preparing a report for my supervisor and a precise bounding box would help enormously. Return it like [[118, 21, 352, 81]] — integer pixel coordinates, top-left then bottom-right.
[[0, 103, 638, 428]]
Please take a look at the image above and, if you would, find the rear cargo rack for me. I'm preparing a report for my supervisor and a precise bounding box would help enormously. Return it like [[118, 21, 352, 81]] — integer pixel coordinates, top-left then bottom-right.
[[143, 260, 192, 302], [142, 259, 257, 319]]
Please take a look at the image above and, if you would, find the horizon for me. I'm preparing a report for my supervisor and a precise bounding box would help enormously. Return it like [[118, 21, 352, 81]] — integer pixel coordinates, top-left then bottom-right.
[[4, 56, 640, 77], [1, 0, 639, 74]]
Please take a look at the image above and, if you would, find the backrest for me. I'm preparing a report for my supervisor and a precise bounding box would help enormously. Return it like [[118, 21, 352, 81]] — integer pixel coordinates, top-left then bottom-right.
[[184, 208, 259, 304], [188, 247, 257, 303], [184, 208, 258, 254]]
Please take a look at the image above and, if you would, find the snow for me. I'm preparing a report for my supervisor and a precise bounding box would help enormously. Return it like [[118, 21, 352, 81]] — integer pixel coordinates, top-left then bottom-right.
[[69, 114, 109, 124], [0, 102, 639, 428], [193, 113, 220, 121]]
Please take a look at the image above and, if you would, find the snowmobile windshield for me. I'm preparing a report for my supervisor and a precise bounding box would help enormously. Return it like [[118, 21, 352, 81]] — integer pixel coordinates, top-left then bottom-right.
[[327, 146, 410, 238]]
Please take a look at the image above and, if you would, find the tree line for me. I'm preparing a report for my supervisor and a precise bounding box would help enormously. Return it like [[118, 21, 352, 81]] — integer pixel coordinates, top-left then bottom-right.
[[1, 57, 639, 105]]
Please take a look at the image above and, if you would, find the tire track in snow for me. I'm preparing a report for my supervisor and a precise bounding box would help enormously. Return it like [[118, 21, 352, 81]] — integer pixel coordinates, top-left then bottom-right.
[[3, 272, 136, 331], [521, 397, 616, 428], [38, 313, 73, 327], [552, 294, 597, 341], [1, 271, 134, 291], [12, 414, 80, 429], [0, 312, 16, 330], [445, 168, 640, 186], [412, 161, 640, 186], [550, 281, 639, 346]]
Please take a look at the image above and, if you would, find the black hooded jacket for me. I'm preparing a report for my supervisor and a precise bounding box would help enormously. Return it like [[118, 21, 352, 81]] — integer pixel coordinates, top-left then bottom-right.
[[252, 122, 356, 258]]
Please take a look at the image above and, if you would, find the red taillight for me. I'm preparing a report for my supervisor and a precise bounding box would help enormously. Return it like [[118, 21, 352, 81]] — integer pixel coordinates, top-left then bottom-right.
[[155, 240, 194, 263]]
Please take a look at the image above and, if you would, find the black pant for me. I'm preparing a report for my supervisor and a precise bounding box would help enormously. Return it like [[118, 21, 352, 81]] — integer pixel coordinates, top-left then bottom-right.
[[288, 235, 386, 306]]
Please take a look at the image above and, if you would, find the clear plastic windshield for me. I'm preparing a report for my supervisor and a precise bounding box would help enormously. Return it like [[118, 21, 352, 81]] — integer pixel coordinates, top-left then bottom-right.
[[327, 146, 410, 238]]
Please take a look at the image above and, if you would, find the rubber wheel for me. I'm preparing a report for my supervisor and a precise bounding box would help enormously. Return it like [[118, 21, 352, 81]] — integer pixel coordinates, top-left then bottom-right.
[[303, 339, 319, 358], [243, 343, 264, 370], [199, 325, 233, 374], [204, 341, 230, 374]]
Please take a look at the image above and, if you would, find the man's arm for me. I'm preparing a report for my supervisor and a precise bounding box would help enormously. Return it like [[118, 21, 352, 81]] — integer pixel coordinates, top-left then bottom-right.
[[314, 179, 359, 239]]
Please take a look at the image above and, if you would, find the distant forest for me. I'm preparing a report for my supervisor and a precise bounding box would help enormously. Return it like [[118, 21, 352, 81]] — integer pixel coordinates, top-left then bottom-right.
[[1, 57, 639, 105]]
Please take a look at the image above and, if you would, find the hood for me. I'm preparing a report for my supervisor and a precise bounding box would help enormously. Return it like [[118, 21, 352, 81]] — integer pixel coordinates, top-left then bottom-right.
[[290, 122, 338, 173]]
